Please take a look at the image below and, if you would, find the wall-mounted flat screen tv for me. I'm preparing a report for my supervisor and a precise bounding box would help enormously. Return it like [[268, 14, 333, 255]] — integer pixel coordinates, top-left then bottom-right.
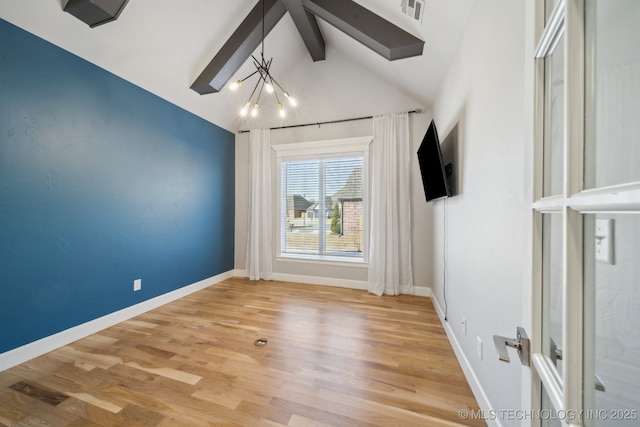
[[417, 120, 452, 202]]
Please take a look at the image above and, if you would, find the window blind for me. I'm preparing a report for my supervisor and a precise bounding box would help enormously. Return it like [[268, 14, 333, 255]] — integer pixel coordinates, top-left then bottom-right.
[[281, 156, 364, 258]]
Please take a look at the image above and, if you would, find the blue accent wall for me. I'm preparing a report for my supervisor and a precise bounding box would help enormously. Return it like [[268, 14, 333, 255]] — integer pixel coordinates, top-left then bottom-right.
[[0, 19, 235, 354]]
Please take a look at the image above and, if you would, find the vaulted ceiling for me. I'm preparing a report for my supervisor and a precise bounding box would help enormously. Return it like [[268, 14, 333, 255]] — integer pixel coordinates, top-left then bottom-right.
[[0, 0, 476, 133]]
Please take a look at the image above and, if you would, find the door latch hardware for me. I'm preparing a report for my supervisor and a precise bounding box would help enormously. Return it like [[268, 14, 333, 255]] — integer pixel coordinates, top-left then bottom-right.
[[493, 326, 530, 367], [550, 338, 605, 392]]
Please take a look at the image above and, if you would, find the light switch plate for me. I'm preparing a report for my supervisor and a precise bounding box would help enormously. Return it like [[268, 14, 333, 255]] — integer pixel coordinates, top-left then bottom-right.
[[595, 219, 614, 265]]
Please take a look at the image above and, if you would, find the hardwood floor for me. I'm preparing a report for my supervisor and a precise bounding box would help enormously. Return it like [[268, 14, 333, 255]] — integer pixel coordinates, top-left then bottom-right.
[[0, 277, 485, 426]]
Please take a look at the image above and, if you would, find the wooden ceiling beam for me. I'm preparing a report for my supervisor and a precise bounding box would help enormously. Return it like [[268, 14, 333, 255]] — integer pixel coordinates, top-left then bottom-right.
[[190, 0, 287, 95], [281, 0, 325, 62], [302, 0, 424, 61], [191, 0, 424, 95], [63, 0, 130, 28]]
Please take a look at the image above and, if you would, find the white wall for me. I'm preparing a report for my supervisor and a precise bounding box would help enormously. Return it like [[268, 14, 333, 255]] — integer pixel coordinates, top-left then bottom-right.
[[233, 31, 429, 288], [234, 23, 441, 289], [429, 1, 530, 425], [235, 110, 436, 290]]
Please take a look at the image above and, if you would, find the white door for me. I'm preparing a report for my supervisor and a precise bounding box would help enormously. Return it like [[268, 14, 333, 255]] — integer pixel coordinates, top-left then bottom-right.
[[527, 0, 640, 426]]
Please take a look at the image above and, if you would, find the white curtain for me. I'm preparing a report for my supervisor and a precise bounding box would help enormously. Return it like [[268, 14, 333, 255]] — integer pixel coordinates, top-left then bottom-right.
[[245, 129, 273, 281], [368, 112, 414, 296]]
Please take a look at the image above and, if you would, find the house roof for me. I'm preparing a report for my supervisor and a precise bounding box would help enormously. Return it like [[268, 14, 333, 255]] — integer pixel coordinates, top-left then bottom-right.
[[286, 194, 313, 211], [332, 167, 362, 201], [306, 196, 334, 211]]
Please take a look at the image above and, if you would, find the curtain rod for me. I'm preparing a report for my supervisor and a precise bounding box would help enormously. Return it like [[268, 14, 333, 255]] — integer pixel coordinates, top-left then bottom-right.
[[237, 108, 423, 134]]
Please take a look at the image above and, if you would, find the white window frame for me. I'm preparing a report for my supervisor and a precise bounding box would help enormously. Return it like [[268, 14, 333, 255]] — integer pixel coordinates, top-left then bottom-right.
[[272, 136, 372, 266]]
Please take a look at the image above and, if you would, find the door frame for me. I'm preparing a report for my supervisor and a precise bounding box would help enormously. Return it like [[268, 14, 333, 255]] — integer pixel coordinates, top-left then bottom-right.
[[529, 1, 640, 425]]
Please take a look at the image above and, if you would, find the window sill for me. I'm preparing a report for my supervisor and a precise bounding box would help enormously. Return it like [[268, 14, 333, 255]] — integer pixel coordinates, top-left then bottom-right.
[[276, 253, 368, 268]]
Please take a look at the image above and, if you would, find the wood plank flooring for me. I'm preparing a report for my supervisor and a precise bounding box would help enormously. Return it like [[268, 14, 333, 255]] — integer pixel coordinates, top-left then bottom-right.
[[0, 277, 485, 426]]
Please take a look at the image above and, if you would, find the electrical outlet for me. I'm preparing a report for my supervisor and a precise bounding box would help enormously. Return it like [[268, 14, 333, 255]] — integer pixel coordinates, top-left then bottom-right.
[[477, 336, 483, 360], [133, 279, 141, 291], [462, 317, 467, 335]]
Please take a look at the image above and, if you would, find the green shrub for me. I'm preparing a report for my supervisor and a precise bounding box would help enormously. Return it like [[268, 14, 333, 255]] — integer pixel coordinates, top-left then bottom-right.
[[330, 203, 341, 235]]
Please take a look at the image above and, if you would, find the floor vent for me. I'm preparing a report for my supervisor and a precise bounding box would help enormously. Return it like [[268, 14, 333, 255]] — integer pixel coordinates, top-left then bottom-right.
[[254, 338, 269, 347]]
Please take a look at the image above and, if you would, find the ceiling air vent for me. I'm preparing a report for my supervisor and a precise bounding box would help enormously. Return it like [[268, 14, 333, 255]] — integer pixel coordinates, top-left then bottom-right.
[[401, 0, 425, 23], [63, 0, 130, 28]]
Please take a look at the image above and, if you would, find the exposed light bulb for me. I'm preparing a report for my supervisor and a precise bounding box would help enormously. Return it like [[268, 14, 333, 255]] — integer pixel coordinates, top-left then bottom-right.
[[240, 101, 250, 117], [265, 82, 274, 94], [235, 57, 297, 119], [284, 92, 297, 107]]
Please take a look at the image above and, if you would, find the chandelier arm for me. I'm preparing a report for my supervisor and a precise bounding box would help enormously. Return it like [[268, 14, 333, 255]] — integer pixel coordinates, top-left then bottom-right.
[[239, 68, 260, 83], [259, 68, 269, 84], [268, 75, 288, 94], [272, 80, 282, 104], [256, 73, 268, 93], [238, 0, 297, 119], [245, 75, 262, 104], [261, 0, 265, 57], [255, 76, 266, 106], [251, 55, 261, 68]]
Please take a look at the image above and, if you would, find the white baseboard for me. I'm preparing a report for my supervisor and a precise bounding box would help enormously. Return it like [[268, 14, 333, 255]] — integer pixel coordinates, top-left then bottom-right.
[[235, 269, 431, 297], [431, 295, 501, 427], [273, 272, 369, 290], [413, 286, 431, 297], [0, 269, 236, 372]]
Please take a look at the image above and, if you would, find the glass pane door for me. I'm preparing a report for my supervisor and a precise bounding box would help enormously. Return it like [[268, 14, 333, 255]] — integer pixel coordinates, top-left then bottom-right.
[[533, 1, 640, 426], [584, 0, 640, 189], [584, 215, 640, 426], [542, 213, 563, 376], [543, 33, 565, 197], [531, 2, 570, 418], [581, 2, 640, 425]]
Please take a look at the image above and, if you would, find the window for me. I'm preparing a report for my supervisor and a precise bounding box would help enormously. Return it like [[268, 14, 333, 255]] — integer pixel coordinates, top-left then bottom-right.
[[273, 137, 371, 263]]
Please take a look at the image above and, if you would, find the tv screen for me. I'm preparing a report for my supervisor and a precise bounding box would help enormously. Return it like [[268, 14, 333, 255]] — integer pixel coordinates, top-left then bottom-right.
[[417, 120, 452, 202]]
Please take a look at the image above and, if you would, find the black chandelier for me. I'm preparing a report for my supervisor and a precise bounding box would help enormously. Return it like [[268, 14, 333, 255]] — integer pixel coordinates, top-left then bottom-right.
[[229, 0, 297, 118]]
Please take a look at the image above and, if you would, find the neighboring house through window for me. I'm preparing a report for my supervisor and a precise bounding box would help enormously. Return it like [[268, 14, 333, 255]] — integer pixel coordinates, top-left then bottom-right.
[[273, 137, 371, 263]]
